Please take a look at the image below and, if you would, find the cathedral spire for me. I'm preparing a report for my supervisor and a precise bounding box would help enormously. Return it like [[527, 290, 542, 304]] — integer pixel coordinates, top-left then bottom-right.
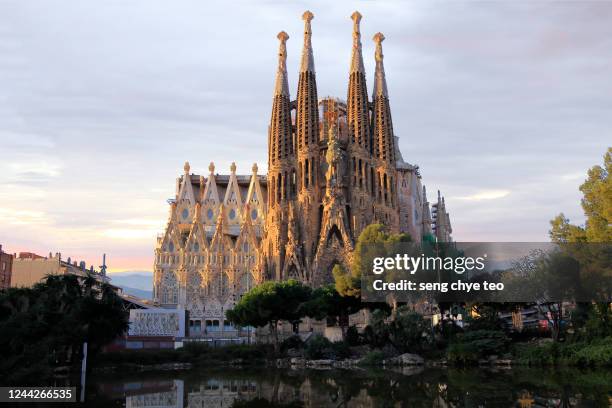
[[373, 32, 388, 98], [349, 11, 365, 74], [300, 11, 315, 73], [296, 11, 319, 163], [268, 31, 294, 170], [274, 31, 290, 97], [347, 10, 371, 154], [372, 31, 395, 165]]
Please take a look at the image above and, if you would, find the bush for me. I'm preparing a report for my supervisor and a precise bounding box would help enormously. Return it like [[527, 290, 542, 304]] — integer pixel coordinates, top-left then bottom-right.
[[362, 309, 390, 348], [447, 342, 480, 365], [447, 330, 509, 365], [281, 335, 304, 352], [512, 337, 612, 367], [181, 341, 210, 357], [346, 326, 359, 346], [568, 339, 612, 366], [330, 341, 352, 359], [435, 319, 463, 345], [389, 307, 430, 352], [359, 350, 385, 366], [304, 335, 332, 359], [94, 343, 274, 368], [512, 342, 556, 366]]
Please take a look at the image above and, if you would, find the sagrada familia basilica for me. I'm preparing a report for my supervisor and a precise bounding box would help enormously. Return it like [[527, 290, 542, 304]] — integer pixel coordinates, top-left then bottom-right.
[[153, 12, 452, 337]]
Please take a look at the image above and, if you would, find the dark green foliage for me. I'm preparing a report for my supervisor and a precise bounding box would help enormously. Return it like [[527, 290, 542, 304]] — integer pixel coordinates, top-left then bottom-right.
[[306, 284, 363, 341], [302, 335, 352, 360], [0, 274, 128, 384], [435, 319, 463, 345], [281, 335, 304, 352], [513, 337, 612, 367], [226, 280, 312, 351], [330, 341, 352, 360], [94, 343, 274, 368], [359, 350, 385, 366], [388, 306, 430, 352], [304, 335, 332, 359], [345, 325, 359, 346], [362, 309, 390, 348], [232, 398, 304, 408], [580, 303, 612, 340], [447, 330, 509, 365], [568, 338, 612, 366], [512, 342, 557, 366]]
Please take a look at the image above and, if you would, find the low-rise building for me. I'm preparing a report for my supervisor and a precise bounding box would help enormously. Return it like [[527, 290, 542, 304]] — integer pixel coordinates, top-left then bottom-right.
[[0, 244, 13, 289], [11, 251, 110, 288]]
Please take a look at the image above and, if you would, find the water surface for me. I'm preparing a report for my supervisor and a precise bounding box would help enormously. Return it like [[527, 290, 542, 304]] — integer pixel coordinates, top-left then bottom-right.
[[79, 366, 611, 407]]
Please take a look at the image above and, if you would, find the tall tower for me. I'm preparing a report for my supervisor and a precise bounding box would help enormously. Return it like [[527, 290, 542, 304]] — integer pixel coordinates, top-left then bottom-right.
[[313, 100, 354, 286], [346, 11, 374, 236], [295, 11, 321, 276], [265, 31, 295, 280], [371, 32, 399, 231]]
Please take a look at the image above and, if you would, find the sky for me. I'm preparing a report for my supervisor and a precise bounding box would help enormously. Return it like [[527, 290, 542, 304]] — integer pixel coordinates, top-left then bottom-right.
[[0, 1, 610, 273]]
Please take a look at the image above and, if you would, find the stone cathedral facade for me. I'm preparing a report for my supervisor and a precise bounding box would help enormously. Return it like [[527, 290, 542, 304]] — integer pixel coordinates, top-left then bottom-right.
[[154, 11, 452, 338]]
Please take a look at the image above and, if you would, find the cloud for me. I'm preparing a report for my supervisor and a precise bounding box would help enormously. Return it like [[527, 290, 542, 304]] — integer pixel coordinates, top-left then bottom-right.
[[0, 207, 48, 225], [561, 172, 586, 182], [0, 0, 609, 265], [453, 190, 510, 201], [101, 228, 160, 240]]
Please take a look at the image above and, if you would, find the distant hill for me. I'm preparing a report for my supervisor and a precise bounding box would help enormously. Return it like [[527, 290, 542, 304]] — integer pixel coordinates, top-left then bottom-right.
[[109, 271, 153, 300], [120, 286, 153, 300]]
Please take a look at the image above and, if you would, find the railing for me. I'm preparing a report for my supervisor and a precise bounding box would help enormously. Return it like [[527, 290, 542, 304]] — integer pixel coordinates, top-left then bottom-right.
[[186, 330, 251, 339]]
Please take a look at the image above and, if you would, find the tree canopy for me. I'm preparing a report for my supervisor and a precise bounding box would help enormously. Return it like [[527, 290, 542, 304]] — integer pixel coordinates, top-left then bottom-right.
[[550, 147, 611, 243], [333, 224, 411, 301], [0, 274, 128, 384], [226, 279, 312, 350]]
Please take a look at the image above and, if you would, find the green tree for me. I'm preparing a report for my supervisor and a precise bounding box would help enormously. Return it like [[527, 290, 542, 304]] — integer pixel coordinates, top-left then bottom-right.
[[333, 224, 411, 313], [0, 274, 128, 384], [550, 147, 611, 243], [307, 283, 363, 341], [549, 147, 612, 337], [388, 306, 430, 352], [226, 280, 312, 352]]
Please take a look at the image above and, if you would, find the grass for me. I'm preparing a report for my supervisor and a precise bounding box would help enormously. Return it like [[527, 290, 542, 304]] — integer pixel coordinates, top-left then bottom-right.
[[512, 337, 612, 367]]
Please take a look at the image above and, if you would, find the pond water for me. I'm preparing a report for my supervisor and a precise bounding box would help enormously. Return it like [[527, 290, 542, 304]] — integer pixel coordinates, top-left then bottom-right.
[[71, 367, 612, 407]]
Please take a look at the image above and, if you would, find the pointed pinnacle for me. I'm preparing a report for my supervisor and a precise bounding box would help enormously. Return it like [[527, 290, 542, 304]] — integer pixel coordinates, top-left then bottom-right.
[[350, 11, 365, 74], [300, 11, 315, 73], [302, 10, 314, 22], [277, 31, 289, 43], [374, 33, 385, 63], [351, 11, 362, 32], [274, 31, 290, 96]]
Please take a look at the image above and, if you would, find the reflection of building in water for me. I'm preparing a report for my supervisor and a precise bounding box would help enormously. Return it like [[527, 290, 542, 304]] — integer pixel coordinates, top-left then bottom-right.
[[187, 379, 257, 408], [125, 380, 184, 408], [119, 376, 372, 408]]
